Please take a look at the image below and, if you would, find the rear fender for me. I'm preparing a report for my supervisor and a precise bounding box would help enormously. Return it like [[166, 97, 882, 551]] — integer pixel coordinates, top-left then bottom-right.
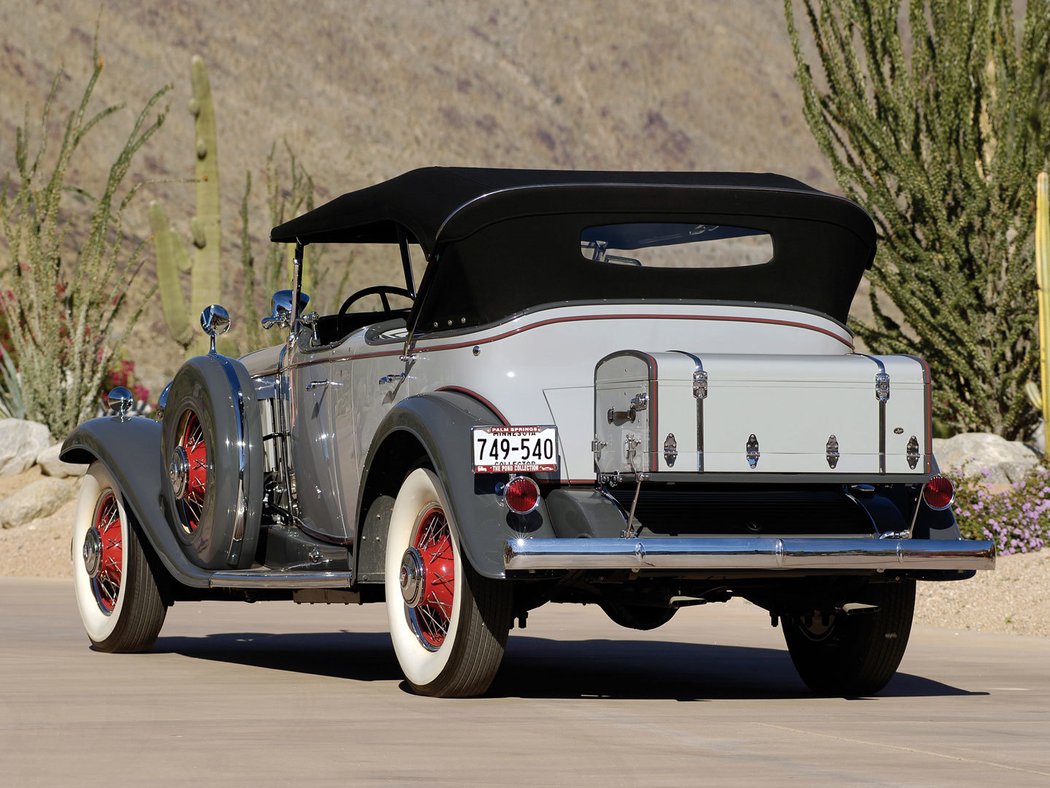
[[355, 391, 558, 581], [62, 417, 212, 588]]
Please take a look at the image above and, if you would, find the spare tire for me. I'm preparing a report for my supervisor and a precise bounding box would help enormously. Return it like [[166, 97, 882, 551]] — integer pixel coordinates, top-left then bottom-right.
[[161, 355, 263, 569]]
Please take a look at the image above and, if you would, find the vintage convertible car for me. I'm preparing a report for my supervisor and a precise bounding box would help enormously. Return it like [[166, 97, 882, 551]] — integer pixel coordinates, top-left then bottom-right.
[[63, 168, 995, 697]]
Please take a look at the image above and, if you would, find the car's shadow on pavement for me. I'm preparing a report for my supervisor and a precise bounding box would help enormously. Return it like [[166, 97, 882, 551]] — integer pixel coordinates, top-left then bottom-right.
[[154, 631, 984, 701], [493, 637, 984, 701], [155, 632, 402, 683]]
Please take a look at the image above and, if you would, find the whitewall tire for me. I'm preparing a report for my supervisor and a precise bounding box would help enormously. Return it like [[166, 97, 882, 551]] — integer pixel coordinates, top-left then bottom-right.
[[72, 463, 167, 652], [385, 468, 512, 697]]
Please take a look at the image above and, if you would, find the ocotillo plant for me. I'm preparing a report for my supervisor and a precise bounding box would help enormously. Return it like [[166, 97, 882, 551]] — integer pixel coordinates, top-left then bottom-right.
[[1037, 172, 1049, 453], [786, 1, 1050, 439], [0, 42, 168, 435], [240, 143, 316, 350], [150, 55, 221, 354]]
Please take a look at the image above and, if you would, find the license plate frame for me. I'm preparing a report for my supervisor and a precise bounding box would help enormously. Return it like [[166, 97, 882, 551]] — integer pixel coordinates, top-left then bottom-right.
[[471, 425, 559, 473]]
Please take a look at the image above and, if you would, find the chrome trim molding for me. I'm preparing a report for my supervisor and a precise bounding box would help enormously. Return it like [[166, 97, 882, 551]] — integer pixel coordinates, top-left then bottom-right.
[[156, 381, 172, 420], [867, 357, 890, 473], [213, 354, 251, 567], [671, 350, 705, 472], [504, 536, 996, 572], [209, 571, 353, 589]]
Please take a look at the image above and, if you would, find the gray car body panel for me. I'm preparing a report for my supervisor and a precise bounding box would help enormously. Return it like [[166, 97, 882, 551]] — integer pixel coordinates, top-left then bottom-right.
[[61, 417, 212, 588], [354, 390, 557, 581]]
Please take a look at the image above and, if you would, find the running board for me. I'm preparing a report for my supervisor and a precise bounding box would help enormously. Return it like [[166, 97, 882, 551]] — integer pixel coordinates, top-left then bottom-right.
[[504, 536, 995, 572], [209, 570, 353, 589]]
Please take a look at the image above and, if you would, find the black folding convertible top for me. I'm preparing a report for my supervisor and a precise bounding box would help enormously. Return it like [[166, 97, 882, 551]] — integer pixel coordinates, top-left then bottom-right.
[[271, 167, 876, 326]]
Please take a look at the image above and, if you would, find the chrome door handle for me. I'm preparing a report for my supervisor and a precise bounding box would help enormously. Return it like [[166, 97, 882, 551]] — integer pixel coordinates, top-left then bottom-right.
[[378, 372, 406, 385], [306, 379, 342, 391]]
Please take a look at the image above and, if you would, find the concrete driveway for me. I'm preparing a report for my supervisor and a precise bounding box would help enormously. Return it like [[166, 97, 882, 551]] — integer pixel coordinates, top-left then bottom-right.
[[1, 577, 1048, 786]]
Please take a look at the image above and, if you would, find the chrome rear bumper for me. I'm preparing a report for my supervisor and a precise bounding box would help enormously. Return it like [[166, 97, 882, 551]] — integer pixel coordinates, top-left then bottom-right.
[[503, 536, 995, 572]]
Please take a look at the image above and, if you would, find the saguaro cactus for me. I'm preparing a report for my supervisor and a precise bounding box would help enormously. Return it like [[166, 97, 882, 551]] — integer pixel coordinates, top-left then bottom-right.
[[150, 55, 221, 352]]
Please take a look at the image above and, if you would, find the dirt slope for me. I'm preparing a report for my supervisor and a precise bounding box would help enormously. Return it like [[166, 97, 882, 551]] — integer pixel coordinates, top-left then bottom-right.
[[0, 0, 853, 388]]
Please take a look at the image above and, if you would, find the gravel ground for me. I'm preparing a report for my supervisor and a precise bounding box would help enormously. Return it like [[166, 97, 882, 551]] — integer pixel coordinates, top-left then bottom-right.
[[2, 472, 1046, 637], [914, 550, 1050, 637]]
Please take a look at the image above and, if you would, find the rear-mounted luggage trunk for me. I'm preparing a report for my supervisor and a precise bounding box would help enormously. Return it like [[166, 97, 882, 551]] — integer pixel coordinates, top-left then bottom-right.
[[593, 350, 931, 478]]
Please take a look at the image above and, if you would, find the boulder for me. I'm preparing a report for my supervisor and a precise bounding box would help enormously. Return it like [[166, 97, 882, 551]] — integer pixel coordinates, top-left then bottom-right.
[[933, 432, 1041, 484], [0, 476, 77, 529], [36, 442, 87, 478], [1032, 421, 1045, 457], [0, 419, 52, 476]]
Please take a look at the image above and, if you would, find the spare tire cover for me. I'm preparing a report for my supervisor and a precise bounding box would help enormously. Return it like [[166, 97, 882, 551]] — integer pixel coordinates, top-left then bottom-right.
[[161, 355, 263, 570]]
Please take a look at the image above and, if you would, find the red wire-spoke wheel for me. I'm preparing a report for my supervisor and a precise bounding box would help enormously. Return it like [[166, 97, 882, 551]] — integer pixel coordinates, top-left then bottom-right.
[[170, 409, 209, 534], [400, 506, 456, 650], [385, 468, 513, 697], [86, 491, 124, 614], [72, 464, 167, 653]]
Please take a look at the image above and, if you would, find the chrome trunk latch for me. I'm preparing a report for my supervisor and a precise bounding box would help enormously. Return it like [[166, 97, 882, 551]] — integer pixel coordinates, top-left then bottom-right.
[[745, 433, 760, 469], [624, 434, 641, 469], [591, 436, 607, 464], [693, 369, 708, 399], [875, 371, 891, 402], [906, 435, 920, 469], [663, 433, 678, 467], [826, 434, 840, 469]]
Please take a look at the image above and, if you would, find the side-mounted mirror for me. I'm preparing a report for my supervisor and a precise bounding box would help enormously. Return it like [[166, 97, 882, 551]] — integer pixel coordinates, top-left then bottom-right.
[[200, 304, 231, 354], [107, 386, 135, 421], [261, 289, 310, 331]]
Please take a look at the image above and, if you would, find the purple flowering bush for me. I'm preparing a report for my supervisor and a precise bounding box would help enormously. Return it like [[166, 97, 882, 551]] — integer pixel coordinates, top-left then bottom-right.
[[951, 466, 1050, 554]]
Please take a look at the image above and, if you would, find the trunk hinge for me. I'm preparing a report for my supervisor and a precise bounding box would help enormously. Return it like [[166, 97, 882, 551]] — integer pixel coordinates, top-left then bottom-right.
[[873, 365, 890, 473]]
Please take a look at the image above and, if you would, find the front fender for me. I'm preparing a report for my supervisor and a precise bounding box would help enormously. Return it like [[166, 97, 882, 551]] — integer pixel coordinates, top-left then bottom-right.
[[357, 391, 558, 580], [62, 417, 212, 588]]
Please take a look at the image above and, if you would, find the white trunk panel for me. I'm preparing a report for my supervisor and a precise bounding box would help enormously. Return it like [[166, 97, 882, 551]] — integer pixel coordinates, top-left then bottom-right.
[[594, 350, 930, 477]]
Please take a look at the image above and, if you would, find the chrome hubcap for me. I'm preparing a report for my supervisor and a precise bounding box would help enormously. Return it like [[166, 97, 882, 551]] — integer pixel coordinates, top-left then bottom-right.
[[82, 528, 102, 578], [399, 547, 425, 608], [168, 446, 189, 499]]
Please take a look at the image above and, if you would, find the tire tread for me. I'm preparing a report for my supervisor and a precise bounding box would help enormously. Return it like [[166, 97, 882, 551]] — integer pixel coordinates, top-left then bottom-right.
[[420, 562, 512, 698], [93, 518, 167, 653], [783, 579, 915, 696]]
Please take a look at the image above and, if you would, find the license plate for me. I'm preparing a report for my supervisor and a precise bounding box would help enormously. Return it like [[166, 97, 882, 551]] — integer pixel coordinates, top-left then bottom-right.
[[472, 426, 558, 473]]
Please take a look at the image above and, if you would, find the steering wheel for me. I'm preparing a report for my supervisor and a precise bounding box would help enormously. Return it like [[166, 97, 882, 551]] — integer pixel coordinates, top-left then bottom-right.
[[337, 285, 414, 317]]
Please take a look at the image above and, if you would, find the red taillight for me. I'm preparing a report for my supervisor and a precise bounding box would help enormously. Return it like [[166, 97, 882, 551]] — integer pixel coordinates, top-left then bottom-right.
[[503, 476, 541, 514], [922, 475, 955, 510]]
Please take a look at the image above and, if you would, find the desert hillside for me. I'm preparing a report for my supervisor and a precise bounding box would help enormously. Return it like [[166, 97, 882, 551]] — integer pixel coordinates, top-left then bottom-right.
[[0, 0, 845, 389]]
